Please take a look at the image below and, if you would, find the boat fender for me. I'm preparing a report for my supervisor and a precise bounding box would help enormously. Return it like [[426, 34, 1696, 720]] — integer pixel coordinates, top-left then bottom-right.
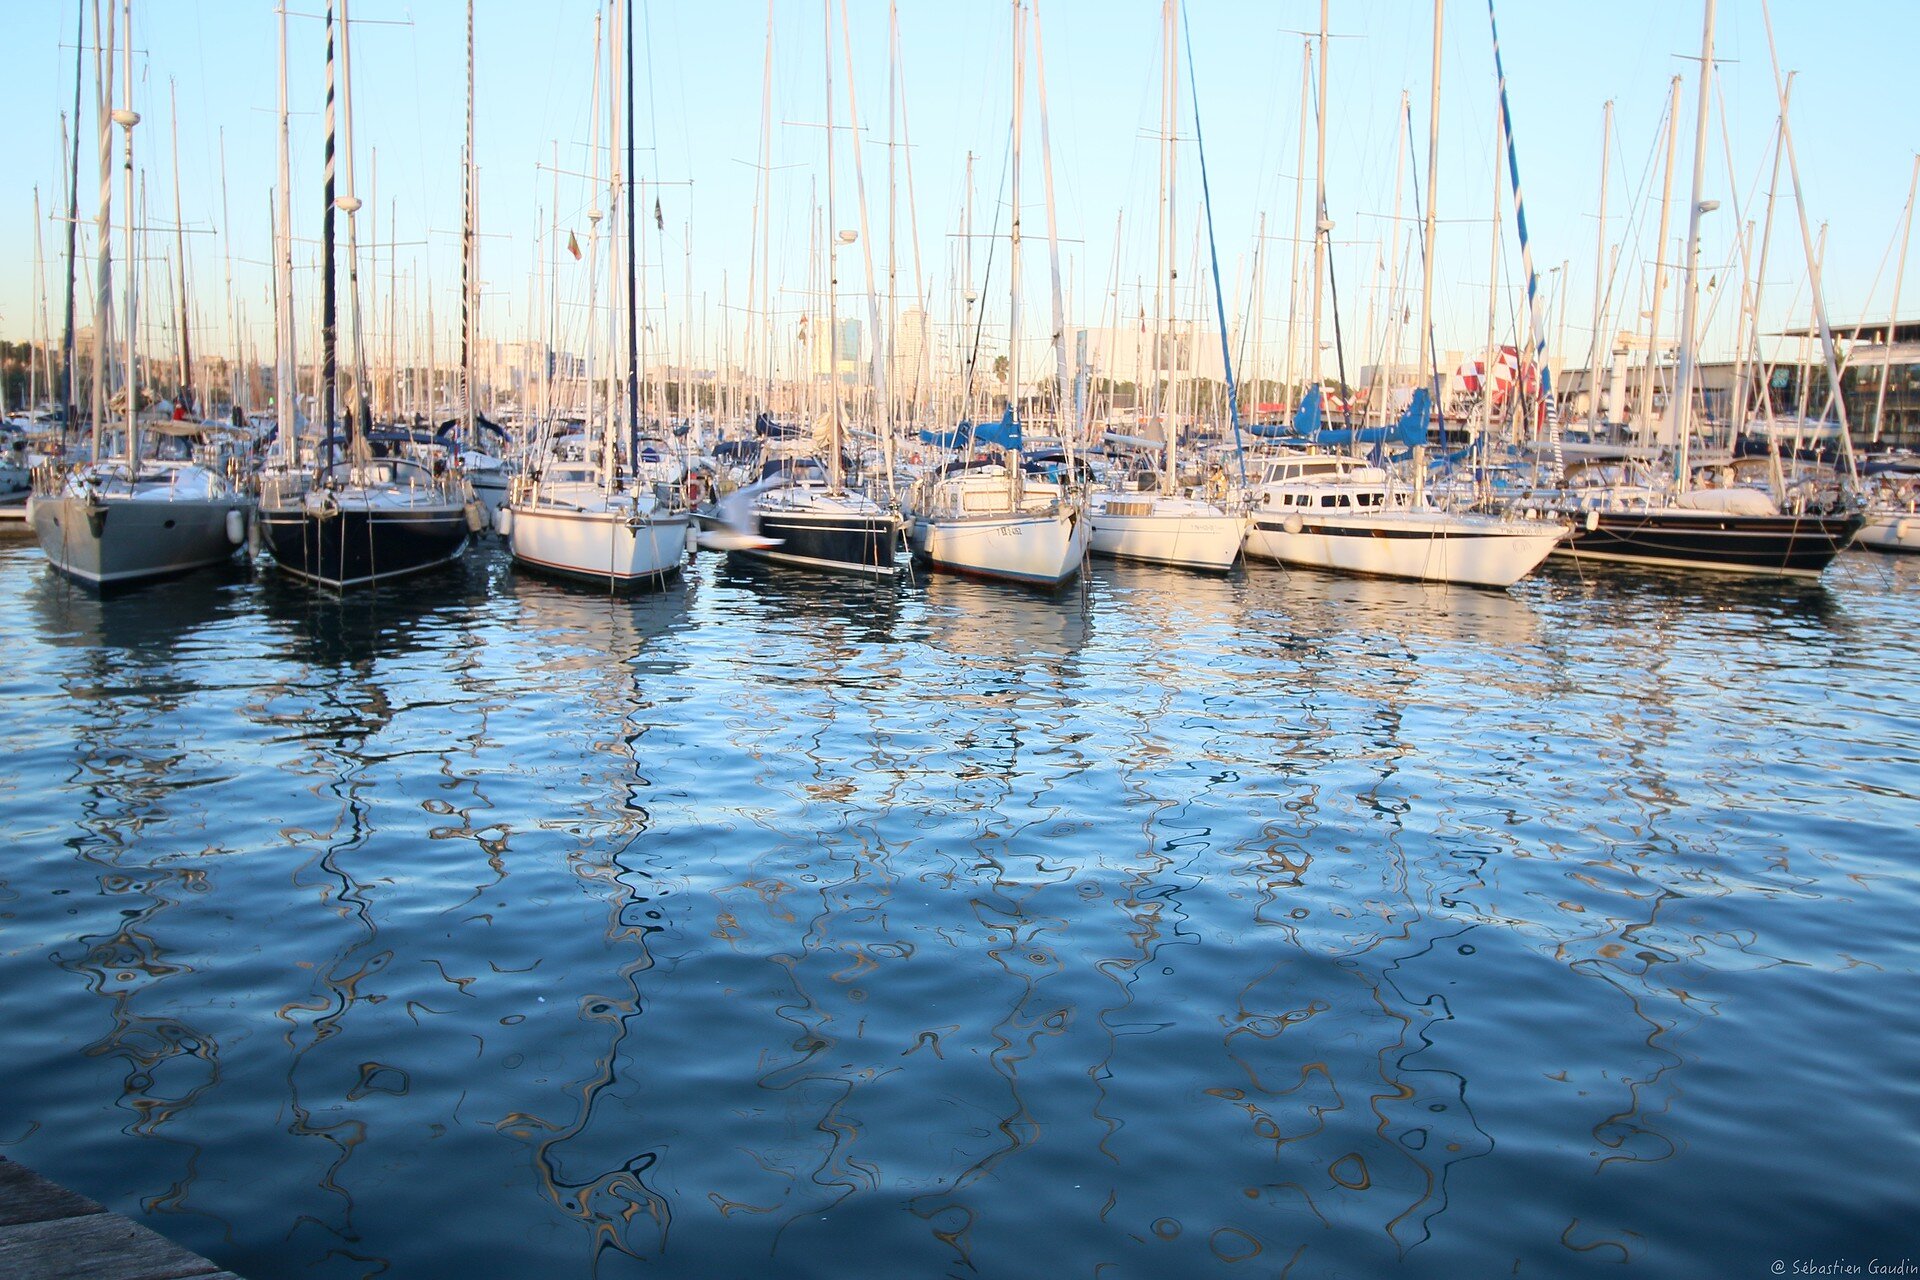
[[248, 512, 263, 557], [1282, 513, 1304, 536], [496, 506, 513, 538], [226, 508, 246, 545], [684, 523, 698, 555], [1523, 508, 1538, 522], [464, 501, 486, 533], [1585, 509, 1600, 532], [87, 504, 108, 538], [1898, 517, 1913, 540], [22, 495, 34, 526]]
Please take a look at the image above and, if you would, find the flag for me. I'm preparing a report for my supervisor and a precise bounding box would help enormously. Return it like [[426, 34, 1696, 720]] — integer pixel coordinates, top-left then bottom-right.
[[567, 230, 581, 261], [653, 197, 664, 231]]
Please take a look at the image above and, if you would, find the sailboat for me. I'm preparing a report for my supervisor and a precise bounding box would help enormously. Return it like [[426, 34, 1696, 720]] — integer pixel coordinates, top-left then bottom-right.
[[905, 0, 1087, 588], [1085, 0, 1243, 574], [1240, 0, 1562, 590], [1540, 0, 1862, 577], [505, 0, 689, 588], [30, 0, 253, 590], [716, 0, 900, 579], [257, 0, 477, 591]]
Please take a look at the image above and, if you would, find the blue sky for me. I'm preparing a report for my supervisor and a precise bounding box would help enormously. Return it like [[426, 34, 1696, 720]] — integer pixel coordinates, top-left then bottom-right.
[[1, 0, 1914, 390]]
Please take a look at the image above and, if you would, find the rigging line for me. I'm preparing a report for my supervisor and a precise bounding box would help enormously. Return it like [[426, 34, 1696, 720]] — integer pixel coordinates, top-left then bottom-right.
[[1180, 1, 1246, 486], [957, 124, 1015, 455]]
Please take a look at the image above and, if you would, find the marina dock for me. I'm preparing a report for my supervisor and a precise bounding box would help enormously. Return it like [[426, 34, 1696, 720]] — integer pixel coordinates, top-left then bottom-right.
[[0, 1157, 243, 1280]]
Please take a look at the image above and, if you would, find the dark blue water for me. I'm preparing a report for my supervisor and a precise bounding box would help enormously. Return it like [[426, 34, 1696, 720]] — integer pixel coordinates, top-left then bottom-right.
[[3, 538, 1918, 1279]]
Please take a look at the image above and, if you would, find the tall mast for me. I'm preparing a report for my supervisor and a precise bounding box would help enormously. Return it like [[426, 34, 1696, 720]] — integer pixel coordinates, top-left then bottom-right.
[[822, 0, 843, 490], [61, 0, 83, 440], [321, 0, 338, 466], [1158, 0, 1177, 488], [1309, 0, 1328, 394], [278, 1, 298, 464], [1668, 0, 1716, 488], [91, 0, 117, 463], [1736, 99, 1788, 437], [1007, 0, 1023, 444], [1586, 100, 1611, 430], [168, 79, 193, 415], [1415, 0, 1442, 432], [117, 0, 138, 468], [339, 0, 369, 439], [1032, 0, 1075, 459], [462, 0, 477, 449], [625, 0, 640, 471], [1638, 75, 1681, 444], [1871, 154, 1919, 444], [1283, 39, 1307, 408]]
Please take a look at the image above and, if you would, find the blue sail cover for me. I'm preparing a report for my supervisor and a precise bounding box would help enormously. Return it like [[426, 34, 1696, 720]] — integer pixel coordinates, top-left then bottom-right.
[[1249, 385, 1322, 439], [1247, 386, 1430, 449], [918, 406, 1023, 453]]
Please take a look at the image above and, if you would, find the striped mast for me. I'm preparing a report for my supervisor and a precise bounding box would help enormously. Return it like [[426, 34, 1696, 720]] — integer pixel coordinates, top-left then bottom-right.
[[1486, 0, 1559, 476], [276, 0, 297, 466], [461, 0, 477, 452], [90, 0, 116, 462], [116, 0, 138, 471], [321, 0, 337, 470]]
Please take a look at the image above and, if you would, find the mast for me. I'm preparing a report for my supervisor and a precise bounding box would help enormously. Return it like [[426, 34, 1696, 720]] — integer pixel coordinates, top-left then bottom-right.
[[339, 0, 369, 440], [1283, 39, 1308, 409], [625, 0, 640, 471], [462, 0, 477, 450], [1586, 100, 1611, 430], [1668, 0, 1716, 489], [1007, 0, 1024, 458], [822, 0, 842, 491], [1309, 0, 1328, 395], [1736, 101, 1787, 438], [169, 79, 193, 415], [1761, 0, 1858, 485], [321, 0, 338, 468], [61, 0, 83, 440], [1638, 75, 1681, 444], [1159, 0, 1178, 489], [116, 0, 138, 469], [91, 0, 116, 463], [1416, 0, 1443, 437], [1032, 0, 1075, 462], [1872, 154, 1919, 444]]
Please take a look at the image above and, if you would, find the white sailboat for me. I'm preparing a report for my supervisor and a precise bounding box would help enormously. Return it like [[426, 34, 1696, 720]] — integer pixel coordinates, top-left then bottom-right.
[[1085, 0, 1242, 574], [1240, 0, 1561, 590], [506, 0, 688, 588], [906, 0, 1086, 588], [30, 0, 252, 589]]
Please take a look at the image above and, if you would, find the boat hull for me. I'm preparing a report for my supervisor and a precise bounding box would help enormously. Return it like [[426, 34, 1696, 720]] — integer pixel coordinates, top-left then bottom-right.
[[1552, 508, 1864, 576], [509, 503, 689, 586], [259, 501, 470, 589], [1853, 509, 1920, 554], [910, 507, 1089, 587], [30, 492, 248, 588], [1088, 499, 1244, 571], [736, 506, 901, 577], [1245, 510, 1563, 589]]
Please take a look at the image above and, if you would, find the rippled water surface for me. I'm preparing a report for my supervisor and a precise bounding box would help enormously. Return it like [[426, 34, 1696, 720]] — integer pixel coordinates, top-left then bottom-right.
[[3, 537, 1918, 1279]]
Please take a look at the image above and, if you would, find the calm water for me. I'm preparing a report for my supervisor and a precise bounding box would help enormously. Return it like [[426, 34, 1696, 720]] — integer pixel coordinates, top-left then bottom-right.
[[3, 537, 1918, 1279]]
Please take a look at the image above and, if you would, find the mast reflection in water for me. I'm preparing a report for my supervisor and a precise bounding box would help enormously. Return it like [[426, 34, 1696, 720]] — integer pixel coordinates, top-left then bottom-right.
[[1, 541, 1918, 1277]]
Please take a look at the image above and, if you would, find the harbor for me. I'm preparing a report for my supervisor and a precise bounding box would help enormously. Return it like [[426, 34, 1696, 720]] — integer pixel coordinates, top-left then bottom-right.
[[4, 0, 1920, 1275]]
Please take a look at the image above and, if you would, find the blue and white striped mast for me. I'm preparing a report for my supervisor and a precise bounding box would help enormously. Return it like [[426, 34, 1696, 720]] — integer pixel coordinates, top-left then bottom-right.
[[1486, 0, 1560, 477]]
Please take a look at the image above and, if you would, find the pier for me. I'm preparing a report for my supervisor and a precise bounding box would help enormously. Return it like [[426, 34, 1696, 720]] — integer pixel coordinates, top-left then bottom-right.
[[0, 1157, 242, 1280]]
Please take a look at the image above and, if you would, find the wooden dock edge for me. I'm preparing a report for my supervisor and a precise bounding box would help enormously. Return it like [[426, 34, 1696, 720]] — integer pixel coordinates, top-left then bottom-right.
[[0, 1155, 247, 1280]]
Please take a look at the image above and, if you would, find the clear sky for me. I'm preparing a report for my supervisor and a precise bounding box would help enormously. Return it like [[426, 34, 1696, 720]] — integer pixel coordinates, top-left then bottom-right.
[[1, 0, 1915, 393]]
